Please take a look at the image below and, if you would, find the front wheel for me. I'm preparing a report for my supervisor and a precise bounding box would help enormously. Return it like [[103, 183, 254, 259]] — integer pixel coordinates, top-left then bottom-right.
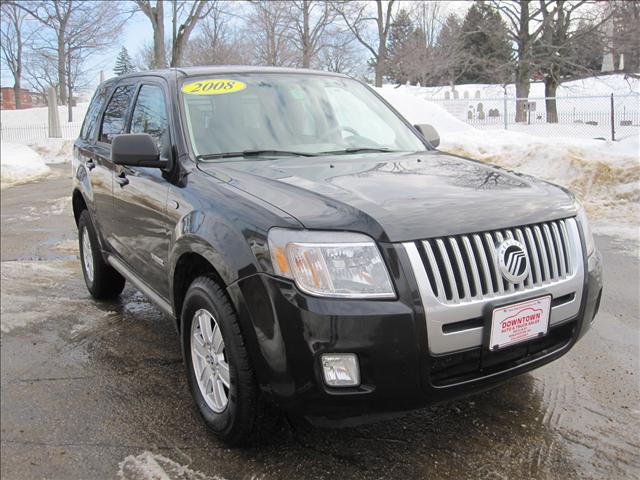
[[181, 277, 278, 445], [78, 210, 125, 299]]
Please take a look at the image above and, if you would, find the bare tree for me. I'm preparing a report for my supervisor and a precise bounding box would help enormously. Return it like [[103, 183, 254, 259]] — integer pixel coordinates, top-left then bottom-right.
[[134, 1, 165, 67], [14, 0, 73, 104], [183, 3, 250, 66], [15, 0, 126, 120], [331, 0, 396, 87], [288, 0, 336, 68], [0, 2, 32, 109], [318, 26, 364, 76], [248, 0, 297, 67], [170, 0, 217, 66], [134, 0, 217, 68], [538, 0, 612, 122]]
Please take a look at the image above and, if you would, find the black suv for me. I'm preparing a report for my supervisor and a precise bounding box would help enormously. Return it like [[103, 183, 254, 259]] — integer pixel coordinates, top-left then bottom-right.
[[72, 67, 603, 445]]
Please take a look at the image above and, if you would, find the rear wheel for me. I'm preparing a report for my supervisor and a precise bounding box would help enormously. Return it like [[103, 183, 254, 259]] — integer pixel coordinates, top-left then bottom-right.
[[181, 276, 278, 445], [78, 210, 125, 299]]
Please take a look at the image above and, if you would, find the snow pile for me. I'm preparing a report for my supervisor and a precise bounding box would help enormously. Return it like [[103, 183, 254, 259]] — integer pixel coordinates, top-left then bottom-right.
[[29, 139, 74, 164], [377, 86, 640, 239], [0, 142, 51, 188]]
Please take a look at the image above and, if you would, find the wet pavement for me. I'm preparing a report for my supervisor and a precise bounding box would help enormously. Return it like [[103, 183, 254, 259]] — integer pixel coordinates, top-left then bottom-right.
[[1, 165, 639, 480]]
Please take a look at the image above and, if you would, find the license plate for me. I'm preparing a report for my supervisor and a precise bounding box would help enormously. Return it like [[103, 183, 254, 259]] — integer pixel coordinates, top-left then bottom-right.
[[489, 295, 551, 351]]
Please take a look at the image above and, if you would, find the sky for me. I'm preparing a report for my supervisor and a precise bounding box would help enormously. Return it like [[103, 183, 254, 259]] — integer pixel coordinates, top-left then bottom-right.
[[2, 0, 473, 95]]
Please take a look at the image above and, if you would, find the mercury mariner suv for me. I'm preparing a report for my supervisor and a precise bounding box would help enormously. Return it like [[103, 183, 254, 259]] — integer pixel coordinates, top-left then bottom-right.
[[72, 67, 603, 445]]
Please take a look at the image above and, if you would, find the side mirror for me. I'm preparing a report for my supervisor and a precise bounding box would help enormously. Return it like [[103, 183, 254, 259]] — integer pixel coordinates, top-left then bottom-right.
[[414, 124, 440, 148], [111, 133, 167, 168]]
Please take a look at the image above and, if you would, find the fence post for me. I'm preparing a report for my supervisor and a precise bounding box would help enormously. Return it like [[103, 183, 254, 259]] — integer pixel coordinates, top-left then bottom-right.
[[610, 93, 615, 141], [503, 94, 508, 130]]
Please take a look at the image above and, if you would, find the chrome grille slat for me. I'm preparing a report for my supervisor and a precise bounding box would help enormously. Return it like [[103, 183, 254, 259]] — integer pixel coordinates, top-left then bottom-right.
[[473, 234, 494, 295], [423, 241, 446, 302], [485, 233, 505, 295], [551, 222, 566, 278], [450, 238, 471, 300], [417, 219, 576, 305], [462, 236, 482, 298], [524, 227, 542, 286], [543, 224, 559, 279], [559, 220, 572, 275], [436, 239, 460, 303], [534, 225, 551, 282]]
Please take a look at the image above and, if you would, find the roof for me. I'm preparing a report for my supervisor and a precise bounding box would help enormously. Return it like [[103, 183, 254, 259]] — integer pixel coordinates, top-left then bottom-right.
[[114, 65, 350, 81]]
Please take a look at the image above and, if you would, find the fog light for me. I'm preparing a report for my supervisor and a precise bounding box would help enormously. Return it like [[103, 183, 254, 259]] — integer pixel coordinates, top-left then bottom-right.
[[321, 354, 360, 387]]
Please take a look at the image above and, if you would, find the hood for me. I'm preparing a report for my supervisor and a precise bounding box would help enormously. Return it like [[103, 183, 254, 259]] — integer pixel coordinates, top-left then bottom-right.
[[197, 151, 576, 242]]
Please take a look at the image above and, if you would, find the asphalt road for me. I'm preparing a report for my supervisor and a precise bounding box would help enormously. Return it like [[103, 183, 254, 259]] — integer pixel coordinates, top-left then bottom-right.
[[1, 166, 639, 480]]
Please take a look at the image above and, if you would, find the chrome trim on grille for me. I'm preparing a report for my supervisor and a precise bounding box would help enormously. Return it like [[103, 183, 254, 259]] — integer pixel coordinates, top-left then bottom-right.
[[403, 218, 584, 355]]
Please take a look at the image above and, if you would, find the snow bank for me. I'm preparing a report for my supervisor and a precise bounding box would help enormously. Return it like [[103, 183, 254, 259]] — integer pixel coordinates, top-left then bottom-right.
[[377, 87, 640, 240], [0, 142, 51, 188]]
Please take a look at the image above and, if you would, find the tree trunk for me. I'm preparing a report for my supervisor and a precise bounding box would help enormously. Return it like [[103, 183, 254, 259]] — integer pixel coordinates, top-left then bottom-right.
[[67, 54, 73, 122], [544, 75, 559, 123], [302, 0, 311, 68], [374, 0, 386, 87], [14, 18, 22, 109], [153, 1, 166, 68], [58, 36, 67, 104], [514, 64, 530, 122]]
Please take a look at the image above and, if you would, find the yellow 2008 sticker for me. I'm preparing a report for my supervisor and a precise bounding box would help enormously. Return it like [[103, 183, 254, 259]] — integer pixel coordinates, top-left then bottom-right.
[[181, 79, 246, 95]]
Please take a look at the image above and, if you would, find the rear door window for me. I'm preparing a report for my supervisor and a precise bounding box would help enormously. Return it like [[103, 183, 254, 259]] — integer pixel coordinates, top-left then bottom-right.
[[129, 84, 170, 153], [99, 85, 135, 144], [80, 85, 109, 140]]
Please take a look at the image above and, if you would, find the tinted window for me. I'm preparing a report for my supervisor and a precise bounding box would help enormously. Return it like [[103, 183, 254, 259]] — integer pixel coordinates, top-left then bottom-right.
[[80, 85, 109, 140], [130, 85, 169, 152], [100, 85, 135, 144]]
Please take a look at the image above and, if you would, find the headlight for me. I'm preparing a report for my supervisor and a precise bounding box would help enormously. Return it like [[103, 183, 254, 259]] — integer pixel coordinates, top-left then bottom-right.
[[268, 229, 395, 298], [575, 200, 595, 256]]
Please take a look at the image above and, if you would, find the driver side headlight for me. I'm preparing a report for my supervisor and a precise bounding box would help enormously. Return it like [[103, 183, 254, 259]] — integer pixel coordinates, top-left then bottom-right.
[[268, 229, 396, 298], [575, 200, 595, 256]]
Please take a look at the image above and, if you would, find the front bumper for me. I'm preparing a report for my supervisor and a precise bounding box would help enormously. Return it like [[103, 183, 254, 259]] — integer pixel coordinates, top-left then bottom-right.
[[226, 246, 603, 420]]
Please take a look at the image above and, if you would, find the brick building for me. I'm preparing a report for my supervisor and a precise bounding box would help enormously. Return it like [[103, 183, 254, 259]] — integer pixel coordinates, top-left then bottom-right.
[[0, 87, 34, 109]]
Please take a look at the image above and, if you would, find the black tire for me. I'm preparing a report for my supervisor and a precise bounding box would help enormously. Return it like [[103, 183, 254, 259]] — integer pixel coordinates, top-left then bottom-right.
[[181, 276, 278, 446], [78, 209, 125, 299]]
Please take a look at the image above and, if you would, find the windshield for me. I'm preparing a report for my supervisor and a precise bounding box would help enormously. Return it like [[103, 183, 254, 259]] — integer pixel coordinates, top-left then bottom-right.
[[180, 73, 426, 159]]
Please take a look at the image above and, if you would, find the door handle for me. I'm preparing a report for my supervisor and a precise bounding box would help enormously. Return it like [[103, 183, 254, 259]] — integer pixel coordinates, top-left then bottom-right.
[[115, 172, 129, 187], [85, 159, 96, 171]]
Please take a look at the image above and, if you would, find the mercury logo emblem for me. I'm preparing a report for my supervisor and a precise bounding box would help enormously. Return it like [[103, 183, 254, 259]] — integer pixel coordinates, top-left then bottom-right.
[[497, 239, 529, 283]]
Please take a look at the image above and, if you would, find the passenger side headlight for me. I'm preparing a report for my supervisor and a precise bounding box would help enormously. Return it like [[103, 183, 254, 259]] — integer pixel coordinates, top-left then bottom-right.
[[268, 229, 396, 298], [575, 200, 595, 256]]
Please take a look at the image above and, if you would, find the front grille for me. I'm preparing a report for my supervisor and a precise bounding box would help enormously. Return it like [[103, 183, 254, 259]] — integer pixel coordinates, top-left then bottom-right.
[[430, 321, 576, 386], [419, 219, 574, 304]]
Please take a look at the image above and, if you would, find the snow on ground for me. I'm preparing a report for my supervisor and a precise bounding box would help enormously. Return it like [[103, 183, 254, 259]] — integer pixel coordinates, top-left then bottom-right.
[[118, 451, 225, 480], [400, 73, 639, 100], [0, 142, 51, 188], [378, 86, 640, 240], [0, 102, 89, 128]]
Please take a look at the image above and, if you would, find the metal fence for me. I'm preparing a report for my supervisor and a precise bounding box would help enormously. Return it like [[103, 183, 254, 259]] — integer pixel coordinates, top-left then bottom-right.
[[1, 93, 638, 143], [0, 122, 82, 143], [429, 93, 640, 141]]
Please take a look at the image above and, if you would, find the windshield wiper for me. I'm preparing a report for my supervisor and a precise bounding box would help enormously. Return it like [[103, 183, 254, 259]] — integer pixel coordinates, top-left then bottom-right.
[[319, 147, 397, 155], [197, 149, 316, 160]]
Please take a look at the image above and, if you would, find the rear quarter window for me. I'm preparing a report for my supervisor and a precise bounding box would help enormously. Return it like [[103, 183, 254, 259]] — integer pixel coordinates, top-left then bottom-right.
[[80, 85, 109, 141]]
